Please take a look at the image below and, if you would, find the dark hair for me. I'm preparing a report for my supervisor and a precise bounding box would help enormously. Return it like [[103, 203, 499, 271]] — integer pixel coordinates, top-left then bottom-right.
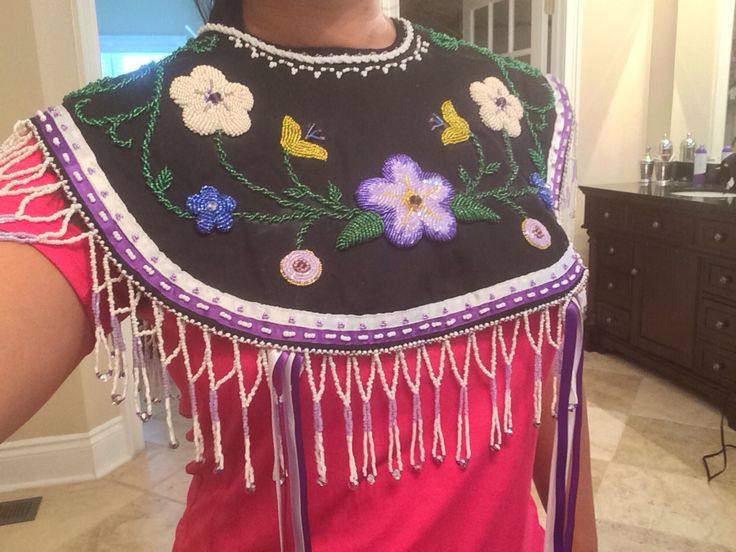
[[196, 0, 243, 27]]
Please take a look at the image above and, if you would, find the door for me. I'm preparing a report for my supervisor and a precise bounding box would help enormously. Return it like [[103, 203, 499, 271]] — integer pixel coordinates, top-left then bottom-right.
[[462, 0, 550, 71], [631, 241, 699, 367]]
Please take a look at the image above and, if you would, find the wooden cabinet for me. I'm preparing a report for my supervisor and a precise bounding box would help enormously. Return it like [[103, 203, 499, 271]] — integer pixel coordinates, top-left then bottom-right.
[[581, 184, 736, 428]]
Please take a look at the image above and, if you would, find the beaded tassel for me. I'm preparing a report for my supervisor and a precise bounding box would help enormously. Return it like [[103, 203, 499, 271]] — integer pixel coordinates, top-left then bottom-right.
[[328, 355, 359, 488], [304, 352, 328, 486], [447, 338, 470, 469], [151, 304, 182, 448], [470, 330, 502, 451], [524, 310, 548, 427], [126, 281, 155, 422], [497, 318, 521, 436], [200, 331, 228, 472], [422, 345, 446, 463], [176, 318, 205, 463], [400, 349, 425, 471], [233, 344, 264, 491], [103, 253, 130, 405], [376, 353, 403, 480], [545, 306, 565, 417], [354, 354, 378, 484]]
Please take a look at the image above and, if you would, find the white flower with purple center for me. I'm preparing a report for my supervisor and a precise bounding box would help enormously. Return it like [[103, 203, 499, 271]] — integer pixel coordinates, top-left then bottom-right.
[[355, 154, 457, 248], [170, 65, 254, 137], [521, 217, 552, 250], [186, 185, 237, 234], [469, 76, 524, 138]]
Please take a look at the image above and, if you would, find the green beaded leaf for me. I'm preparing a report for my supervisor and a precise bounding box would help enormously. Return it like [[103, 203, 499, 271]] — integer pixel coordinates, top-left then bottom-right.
[[336, 211, 385, 251], [327, 181, 343, 203], [480, 161, 501, 176], [528, 147, 547, 175], [151, 167, 173, 193], [452, 194, 501, 223]]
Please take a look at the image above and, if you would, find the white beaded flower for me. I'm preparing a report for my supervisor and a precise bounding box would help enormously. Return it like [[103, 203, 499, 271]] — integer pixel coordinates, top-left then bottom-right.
[[469, 76, 524, 138], [170, 65, 254, 137]]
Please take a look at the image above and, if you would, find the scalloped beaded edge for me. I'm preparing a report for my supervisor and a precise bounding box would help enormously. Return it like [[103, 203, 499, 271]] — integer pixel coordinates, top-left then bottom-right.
[[201, 18, 430, 79]]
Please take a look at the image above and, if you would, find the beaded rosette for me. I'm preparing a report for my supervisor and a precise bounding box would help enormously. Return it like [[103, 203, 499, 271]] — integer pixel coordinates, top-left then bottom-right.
[[0, 19, 582, 552]]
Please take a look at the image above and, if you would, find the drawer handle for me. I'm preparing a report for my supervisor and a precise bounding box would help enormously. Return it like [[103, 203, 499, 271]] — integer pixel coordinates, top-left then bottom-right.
[[605, 316, 614, 325], [606, 282, 615, 290], [715, 320, 729, 330], [603, 211, 611, 220], [714, 232, 727, 243], [608, 246, 616, 255], [651, 220, 661, 230], [630, 268, 639, 277], [719, 275, 732, 286], [712, 362, 724, 372]]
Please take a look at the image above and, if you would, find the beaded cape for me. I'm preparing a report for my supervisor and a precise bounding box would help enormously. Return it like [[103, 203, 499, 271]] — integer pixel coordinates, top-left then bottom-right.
[[1, 19, 584, 552], [30, 20, 580, 351]]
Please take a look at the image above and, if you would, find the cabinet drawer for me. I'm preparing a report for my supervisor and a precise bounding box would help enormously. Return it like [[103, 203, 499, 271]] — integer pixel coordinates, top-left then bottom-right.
[[696, 220, 736, 258], [629, 207, 694, 244], [595, 267, 632, 308], [699, 299, 736, 344], [596, 303, 630, 340], [585, 197, 627, 231], [702, 260, 736, 304], [696, 342, 736, 389], [596, 234, 634, 271]]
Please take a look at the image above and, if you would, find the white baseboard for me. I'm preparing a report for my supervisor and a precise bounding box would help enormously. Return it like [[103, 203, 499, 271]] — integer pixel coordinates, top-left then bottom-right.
[[0, 416, 134, 493]]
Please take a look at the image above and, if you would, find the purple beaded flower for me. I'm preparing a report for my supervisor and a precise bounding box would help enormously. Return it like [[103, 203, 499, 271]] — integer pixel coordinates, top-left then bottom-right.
[[355, 154, 457, 248], [186, 185, 237, 234], [530, 172, 554, 209]]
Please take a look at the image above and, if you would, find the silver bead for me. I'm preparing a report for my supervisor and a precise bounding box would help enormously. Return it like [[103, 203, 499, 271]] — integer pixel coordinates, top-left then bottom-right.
[[246, 484, 257, 494], [433, 454, 445, 464], [169, 440, 180, 450], [490, 444, 501, 452], [317, 476, 328, 487], [391, 469, 402, 480], [111, 394, 124, 405], [348, 480, 359, 490], [366, 474, 376, 485], [412, 463, 423, 472], [457, 458, 469, 470]]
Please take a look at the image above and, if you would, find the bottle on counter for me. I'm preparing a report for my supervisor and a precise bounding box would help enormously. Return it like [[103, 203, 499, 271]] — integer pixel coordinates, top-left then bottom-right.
[[640, 146, 654, 183], [693, 145, 708, 186], [722, 144, 734, 161], [680, 132, 696, 162], [660, 133, 673, 162]]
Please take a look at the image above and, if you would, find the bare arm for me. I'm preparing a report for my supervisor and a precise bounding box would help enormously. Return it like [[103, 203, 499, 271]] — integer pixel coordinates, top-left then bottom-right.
[[0, 243, 93, 443], [534, 370, 598, 551]]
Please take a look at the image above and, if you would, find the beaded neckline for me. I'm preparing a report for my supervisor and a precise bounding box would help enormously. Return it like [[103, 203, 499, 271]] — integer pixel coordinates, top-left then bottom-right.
[[199, 18, 429, 79]]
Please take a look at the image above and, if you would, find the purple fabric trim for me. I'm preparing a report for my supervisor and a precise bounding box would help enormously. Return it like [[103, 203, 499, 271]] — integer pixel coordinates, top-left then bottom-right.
[[564, 333, 585, 548], [290, 354, 312, 552], [33, 110, 583, 348], [553, 300, 579, 552], [546, 76, 573, 211]]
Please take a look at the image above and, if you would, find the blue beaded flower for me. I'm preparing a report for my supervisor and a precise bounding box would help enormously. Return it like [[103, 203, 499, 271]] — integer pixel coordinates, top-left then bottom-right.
[[186, 185, 237, 234], [530, 172, 554, 210]]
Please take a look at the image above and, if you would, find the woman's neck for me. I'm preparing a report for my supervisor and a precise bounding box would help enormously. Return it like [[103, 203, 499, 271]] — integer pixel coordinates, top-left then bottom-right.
[[241, 0, 395, 49]]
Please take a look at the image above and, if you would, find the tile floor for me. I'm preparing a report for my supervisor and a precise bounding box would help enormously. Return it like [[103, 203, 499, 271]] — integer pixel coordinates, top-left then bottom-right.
[[1, 351, 735, 551]]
